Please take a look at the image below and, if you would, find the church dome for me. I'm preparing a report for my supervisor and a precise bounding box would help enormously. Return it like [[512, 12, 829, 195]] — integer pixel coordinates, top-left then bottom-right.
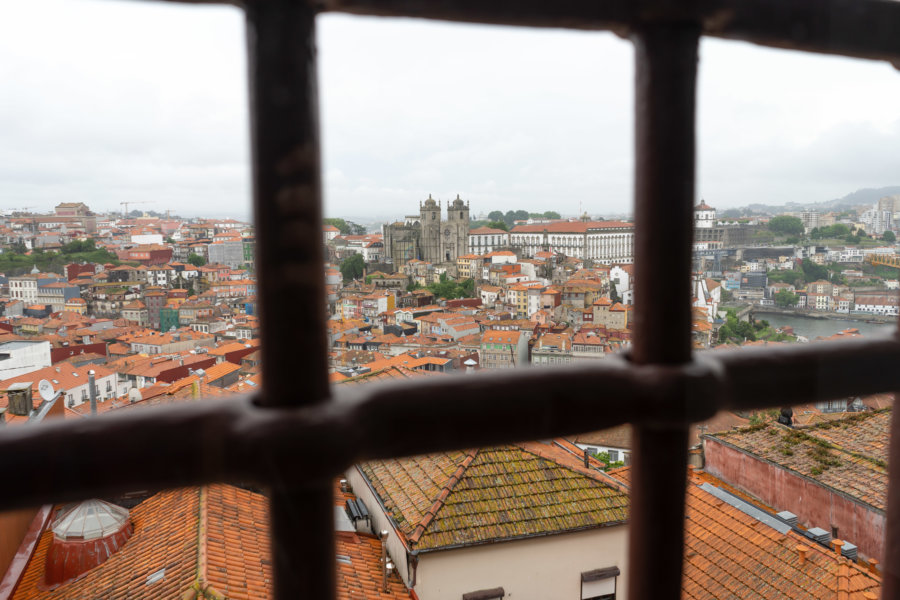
[[423, 194, 437, 208], [451, 194, 466, 210]]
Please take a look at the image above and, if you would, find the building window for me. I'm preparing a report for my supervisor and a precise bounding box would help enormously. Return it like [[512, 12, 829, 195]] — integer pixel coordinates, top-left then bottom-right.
[[462, 587, 504, 600], [581, 567, 619, 600]]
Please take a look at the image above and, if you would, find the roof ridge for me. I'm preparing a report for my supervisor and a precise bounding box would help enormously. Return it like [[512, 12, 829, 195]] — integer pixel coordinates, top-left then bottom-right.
[[187, 486, 226, 600], [407, 450, 479, 545], [515, 441, 626, 490]]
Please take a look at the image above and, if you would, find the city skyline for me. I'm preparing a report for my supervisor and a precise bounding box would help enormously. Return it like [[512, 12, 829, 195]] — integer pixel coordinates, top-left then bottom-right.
[[3, 0, 900, 220]]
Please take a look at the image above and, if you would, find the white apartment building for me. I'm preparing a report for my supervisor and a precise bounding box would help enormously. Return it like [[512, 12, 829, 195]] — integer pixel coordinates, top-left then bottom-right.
[[510, 221, 634, 263], [9, 275, 40, 304], [468, 226, 509, 254], [694, 201, 716, 228], [0, 341, 52, 379]]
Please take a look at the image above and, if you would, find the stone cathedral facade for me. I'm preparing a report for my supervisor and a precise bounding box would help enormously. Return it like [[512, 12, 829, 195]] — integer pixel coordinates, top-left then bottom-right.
[[383, 195, 470, 267]]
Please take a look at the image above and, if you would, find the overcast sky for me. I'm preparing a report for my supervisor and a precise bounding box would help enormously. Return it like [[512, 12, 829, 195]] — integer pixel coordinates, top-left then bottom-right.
[[2, 1, 899, 222]]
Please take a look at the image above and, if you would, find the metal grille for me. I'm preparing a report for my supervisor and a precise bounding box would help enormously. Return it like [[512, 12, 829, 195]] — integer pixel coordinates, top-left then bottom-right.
[[3, 0, 900, 598]]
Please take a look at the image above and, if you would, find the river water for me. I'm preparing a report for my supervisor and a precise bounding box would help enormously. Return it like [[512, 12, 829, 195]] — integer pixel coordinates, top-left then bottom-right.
[[753, 312, 896, 339]]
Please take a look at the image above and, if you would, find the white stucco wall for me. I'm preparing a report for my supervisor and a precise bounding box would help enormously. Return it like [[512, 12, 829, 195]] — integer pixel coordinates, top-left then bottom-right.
[[414, 523, 629, 600], [0, 341, 52, 379], [347, 464, 629, 600]]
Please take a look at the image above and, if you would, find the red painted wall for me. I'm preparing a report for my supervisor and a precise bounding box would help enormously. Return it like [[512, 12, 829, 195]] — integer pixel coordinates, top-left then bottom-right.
[[224, 346, 258, 365], [50, 342, 108, 364], [155, 357, 216, 383], [704, 437, 885, 561]]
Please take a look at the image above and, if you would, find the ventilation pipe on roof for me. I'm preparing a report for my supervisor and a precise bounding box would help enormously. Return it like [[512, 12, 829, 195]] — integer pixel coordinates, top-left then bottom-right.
[[796, 545, 809, 566], [866, 558, 879, 575], [88, 370, 97, 416], [583, 447, 590, 469], [832, 539, 844, 557]]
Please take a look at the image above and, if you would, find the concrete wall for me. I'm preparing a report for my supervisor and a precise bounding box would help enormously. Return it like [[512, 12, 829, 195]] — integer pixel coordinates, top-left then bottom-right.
[[0, 342, 52, 380], [705, 437, 885, 561], [415, 524, 628, 600]]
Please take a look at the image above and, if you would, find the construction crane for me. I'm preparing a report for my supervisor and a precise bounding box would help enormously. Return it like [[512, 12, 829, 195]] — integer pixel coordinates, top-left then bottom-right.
[[120, 201, 154, 219]]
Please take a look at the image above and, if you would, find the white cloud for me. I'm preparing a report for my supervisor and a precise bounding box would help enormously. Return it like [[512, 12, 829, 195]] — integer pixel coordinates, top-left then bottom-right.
[[1, 2, 898, 221]]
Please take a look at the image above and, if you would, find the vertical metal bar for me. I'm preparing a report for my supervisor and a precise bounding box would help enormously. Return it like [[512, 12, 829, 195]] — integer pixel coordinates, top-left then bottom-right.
[[245, 2, 334, 599], [628, 22, 700, 600], [882, 318, 900, 597]]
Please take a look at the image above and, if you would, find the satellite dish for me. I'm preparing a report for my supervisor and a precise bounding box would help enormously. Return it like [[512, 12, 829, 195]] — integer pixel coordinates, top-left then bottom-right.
[[38, 380, 56, 402]]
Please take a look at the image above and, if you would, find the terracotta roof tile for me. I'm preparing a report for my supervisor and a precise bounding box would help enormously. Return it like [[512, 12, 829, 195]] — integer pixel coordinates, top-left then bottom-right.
[[359, 443, 628, 552]]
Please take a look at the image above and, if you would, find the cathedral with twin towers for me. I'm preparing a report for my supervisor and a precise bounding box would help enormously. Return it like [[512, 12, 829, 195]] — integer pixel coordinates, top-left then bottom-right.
[[383, 195, 470, 267]]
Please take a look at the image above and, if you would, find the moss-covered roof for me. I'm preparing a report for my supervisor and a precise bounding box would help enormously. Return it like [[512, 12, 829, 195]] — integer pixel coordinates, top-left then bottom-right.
[[360, 442, 629, 551]]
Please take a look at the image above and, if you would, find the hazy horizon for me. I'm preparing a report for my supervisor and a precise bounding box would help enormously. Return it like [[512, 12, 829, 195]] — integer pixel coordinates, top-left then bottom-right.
[[3, 1, 900, 222]]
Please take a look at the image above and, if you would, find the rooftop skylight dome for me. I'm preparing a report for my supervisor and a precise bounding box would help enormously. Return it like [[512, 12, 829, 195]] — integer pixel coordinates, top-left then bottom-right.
[[44, 499, 133, 587]]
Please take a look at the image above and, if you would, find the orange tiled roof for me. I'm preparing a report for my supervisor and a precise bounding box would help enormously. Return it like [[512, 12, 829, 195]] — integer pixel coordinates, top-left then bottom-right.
[[798, 409, 891, 464], [359, 442, 628, 552], [201, 361, 241, 383], [607, 468, 882, 599], [710, 416, 889, 510], [12, 484, 411, 600]]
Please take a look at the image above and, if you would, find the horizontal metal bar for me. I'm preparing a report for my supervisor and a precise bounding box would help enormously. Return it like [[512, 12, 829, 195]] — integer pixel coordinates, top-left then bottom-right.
[[320, 0, 900, 63], [716, 333, 900, 412], [0, 335, 897, 511]]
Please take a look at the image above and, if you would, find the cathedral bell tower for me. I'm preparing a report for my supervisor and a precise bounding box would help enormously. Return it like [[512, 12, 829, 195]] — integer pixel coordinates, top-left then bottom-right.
[[445, 194, 470, 263], [420, 194, 442, 264]]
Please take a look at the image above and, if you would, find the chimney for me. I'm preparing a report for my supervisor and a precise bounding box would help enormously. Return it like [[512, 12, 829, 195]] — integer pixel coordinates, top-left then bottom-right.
[[796, 545, 809, 566], [868, 558, 879, 575], [379, 530, 391, 592], [583, 448, 590, 468], [7, 383, 33, 417], [88, 370, 97, 416], [832, 539, 844, 557]]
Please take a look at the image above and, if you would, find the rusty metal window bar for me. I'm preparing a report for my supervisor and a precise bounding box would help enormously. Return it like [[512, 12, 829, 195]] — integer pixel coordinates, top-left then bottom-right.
[[2, 1, 900, 599]]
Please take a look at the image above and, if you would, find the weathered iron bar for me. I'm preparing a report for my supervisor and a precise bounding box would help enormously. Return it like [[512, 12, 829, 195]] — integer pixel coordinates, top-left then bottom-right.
[[627, 22, 699, 600], [1, 337, 898, 512], [129, 0, 900, 64], [245, 0, 334, 597], [317, 0, 900, 62]]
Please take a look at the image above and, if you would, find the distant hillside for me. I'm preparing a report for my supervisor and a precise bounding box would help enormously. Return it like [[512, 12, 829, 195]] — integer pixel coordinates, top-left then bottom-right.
[[723, 186, 900, 217], [832, 186, 900, 208]]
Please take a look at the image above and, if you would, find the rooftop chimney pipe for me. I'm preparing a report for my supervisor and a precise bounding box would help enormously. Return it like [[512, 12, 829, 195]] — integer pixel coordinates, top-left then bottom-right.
[[796, 545, 809, 566], [868, 559, 879, 575], [88, 370, 97, 416], [832, 539, 844, 557], [380, 530, 389, 591], [583, 448, 590, 469]]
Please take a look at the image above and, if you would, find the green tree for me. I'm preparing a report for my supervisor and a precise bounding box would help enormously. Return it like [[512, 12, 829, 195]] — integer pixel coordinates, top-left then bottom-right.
[[340, 253, 365, 282], [768, 216, 804, 236], [426, 273, 475, 299], [406, 281, 423, 292], [883, 230, 896, 243], [486, 221, 509, 231], [323, 218, 350, 234], [346, 221, 367, 235], [487, 210, 504, 222], [187, 253, 206, 267], [61, 239, 96, 254], [513, 209, 530, 221], [543, 211, 561, 220], [800, 258, 828, 282], [774, 290, 799, 308], [10, 241, 27, 254], [592, 451, 624, 471]]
